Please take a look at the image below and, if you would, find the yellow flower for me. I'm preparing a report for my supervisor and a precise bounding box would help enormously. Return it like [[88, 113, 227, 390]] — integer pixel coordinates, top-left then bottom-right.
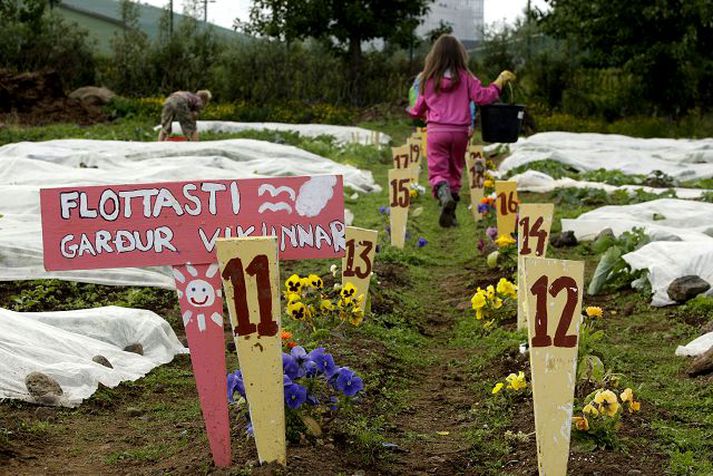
[[409, 188, 418, 198], [285, 292, 301, 305], [620, 388, 634, 403], [340, 282, 357, 300], [485, 285, 495, 300], [287, 301, 309, 321], [471, 291, 487, 310], [350, 308, 364, 326], [582, 403, 599, 416], [628, 400, 641, 413], [573, 416, 589, 431], [307, 274, 324, 289], [586, 306, 603, 318], [483, 319, 496, 330], [492, 382, 504, 394], [496, 278, 517, 299], [320, 299, 334, 311], [505, 371, 527, 391], [285, 274, 302, 294], [494, 234, 516, 247], [484, 179, 494, 188], [475, 308, 484, 320], [593, 390, 620, 417], [491, 297, 503, 309], [300, 277, 311, 289]]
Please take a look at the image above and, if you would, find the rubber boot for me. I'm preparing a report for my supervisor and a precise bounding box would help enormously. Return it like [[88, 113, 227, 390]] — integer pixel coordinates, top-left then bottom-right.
[[451, 192, 460, 226], [436, 182, 456, 228]]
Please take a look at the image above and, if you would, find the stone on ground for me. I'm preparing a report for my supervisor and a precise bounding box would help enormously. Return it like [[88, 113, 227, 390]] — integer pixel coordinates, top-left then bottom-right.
[[667, 275, 711, 303]]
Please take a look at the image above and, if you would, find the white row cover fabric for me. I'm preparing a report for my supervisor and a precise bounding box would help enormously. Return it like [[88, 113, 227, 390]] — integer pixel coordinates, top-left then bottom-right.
[[561, 199, 713, 306], [0, 139, 380, 288], [498, 132, 713, 180], [0, 306, 187, 407], [159, 121, 391, 146], [510, 170, 711, 199], [675, 332, 713, 357]]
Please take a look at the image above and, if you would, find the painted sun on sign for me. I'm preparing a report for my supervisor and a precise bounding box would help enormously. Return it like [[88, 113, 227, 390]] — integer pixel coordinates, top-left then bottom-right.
[[174, 263, 224, 333]]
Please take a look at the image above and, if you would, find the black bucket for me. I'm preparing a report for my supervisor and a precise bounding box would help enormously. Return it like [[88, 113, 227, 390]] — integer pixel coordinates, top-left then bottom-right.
[[480, 103, 525, 143]]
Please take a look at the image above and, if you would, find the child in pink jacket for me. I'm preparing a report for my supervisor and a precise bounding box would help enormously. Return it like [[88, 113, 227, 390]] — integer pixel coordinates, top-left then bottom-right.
[[408, 35, 515, 227]]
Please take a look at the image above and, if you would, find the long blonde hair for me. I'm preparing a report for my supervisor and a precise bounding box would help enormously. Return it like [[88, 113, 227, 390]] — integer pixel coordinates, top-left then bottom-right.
[[420, 35, 470, 95]]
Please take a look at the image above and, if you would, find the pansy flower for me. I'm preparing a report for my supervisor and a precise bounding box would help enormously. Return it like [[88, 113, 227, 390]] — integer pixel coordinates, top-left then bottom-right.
[[340, 282, 357, 300], [308, 347, 337, 377], [333, 367, 364, 397], [227, 369, 245, 402], [593, 390, 620, 417], [573, 416, 589, 431], [287, 300, 309, 321], [285, 274, 302, 294], [308, 274, 323, 289]]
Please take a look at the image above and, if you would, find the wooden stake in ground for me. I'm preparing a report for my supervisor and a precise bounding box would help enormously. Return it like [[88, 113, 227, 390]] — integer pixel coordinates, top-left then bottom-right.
[[388, 168, 412, 249], [391, 145, 410, 169], [494, 180, 519, 237], [517, 203, 555, 330], [464, 145, 486, 222], [523, 257, 584, 476], [217, 237, 286, 466], [342, 226, 378, 311]]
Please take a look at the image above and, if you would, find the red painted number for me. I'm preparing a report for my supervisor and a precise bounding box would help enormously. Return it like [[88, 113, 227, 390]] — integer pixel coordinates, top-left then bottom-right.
[[343, 239, 374, 279], [409, 144, 420, 164], [470, 158, 485, 189], [390, 178, 410, 207], [519, 216, 548, 257], [497, 191, 518, 216], [222, 254, 278, 337], [530, 275, 579, 348], [393, 154, 409, 169]]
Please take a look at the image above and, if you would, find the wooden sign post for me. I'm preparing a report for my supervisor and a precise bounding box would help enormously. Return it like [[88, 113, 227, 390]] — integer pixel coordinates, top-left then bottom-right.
[[517, 203, 555, 330], [217, 237, 286, 465], [464, 145, 486, 222], [388, 168, 412, 248], [407, 135, 422, 169], [40, 175, 346, 467], [342, 226, 378, 311], [523, 257, 584, 476], [494, 180, 519, 237]]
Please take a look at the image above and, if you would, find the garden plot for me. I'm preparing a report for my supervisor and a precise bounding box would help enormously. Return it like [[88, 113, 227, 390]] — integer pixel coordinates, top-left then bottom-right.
[[0, 139, 379, 287], [498, 132, 713, 180], [0, 306, 186, 407], [562, 199, 713, 306], [511, 170, 711, 199], [159, 121, 391, 146]]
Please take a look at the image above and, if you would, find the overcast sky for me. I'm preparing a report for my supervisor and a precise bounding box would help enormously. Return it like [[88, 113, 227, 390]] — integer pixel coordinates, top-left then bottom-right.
[[140, 0, 550, 30]]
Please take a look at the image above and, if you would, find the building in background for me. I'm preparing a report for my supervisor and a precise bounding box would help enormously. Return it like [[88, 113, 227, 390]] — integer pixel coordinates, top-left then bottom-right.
[[56, 0, 244, 54], [417, 0, 484, 46]]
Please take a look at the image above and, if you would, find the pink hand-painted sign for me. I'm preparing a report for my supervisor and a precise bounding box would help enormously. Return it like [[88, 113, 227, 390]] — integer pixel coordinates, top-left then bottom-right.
[[39, 174, 346, 469], [40, 175, 345, 270]]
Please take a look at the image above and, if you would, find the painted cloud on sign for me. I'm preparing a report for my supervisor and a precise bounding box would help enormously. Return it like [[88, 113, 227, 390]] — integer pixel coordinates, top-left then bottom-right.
[[295, 175, 337, 217]]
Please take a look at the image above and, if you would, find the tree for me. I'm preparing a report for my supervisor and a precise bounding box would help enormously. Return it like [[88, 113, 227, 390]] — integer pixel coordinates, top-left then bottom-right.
[[237, 0, 432, 78], [540, 0, 713, 115]]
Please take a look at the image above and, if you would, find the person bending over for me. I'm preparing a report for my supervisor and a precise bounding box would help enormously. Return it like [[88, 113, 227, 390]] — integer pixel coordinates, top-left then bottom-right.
[[157, 89, 211, 141]]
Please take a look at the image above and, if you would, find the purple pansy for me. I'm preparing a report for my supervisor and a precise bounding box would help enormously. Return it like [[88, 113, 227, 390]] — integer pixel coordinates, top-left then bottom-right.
[[227, 369, 245, 402], [478, 203, 489, 214], [284, 381, 307, 410], [282, 353, 303, 380], [308, 347, 337, 377], [379, 206, 391, 215], [486, 226, 498, 240], [417, 237, 428, 248], [334, 367, 364, 397], [290, 345, 309, 365]]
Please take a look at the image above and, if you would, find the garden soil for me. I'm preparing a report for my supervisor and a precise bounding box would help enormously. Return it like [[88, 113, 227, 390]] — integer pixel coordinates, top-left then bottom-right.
[[0, 70, 106, 126], [0, 244, 670, 475]]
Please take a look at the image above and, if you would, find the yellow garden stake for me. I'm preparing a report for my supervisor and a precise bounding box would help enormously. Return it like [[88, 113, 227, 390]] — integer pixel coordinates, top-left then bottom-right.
[[417, 127, 428, 158], [391, 145, 410, 170], [388, 168, 412, 249], [342, 227, 378, 312], [216, 237, 286, 466], [494, 180, 519, 237], [517, 203, 555, 330], [407, 135, 423, 180], [464, 145, 486, 222], [523, 256, 584, 476]]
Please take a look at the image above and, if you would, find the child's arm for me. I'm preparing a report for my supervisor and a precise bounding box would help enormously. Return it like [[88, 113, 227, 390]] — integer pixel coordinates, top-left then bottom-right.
[[467, 74, 502, 106], [407, 92, 427, 119]]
